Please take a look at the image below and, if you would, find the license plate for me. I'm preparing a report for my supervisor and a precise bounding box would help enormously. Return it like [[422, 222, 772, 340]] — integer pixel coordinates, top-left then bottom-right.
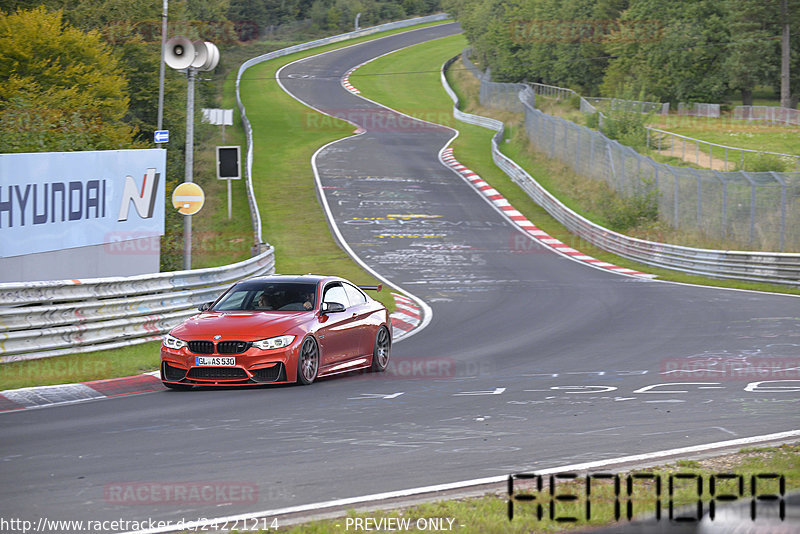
[[195, 356, 236, 366]]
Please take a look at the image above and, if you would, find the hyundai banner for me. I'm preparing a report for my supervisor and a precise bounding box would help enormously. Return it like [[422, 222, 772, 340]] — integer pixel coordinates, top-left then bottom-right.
[[0, 149, 166, 258]]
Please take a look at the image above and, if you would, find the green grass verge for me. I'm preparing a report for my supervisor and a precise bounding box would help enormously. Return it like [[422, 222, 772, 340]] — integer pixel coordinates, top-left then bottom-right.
[[273, 444, 800, 533], [0, 21, 453, 392], [353, 36, 800, 297]]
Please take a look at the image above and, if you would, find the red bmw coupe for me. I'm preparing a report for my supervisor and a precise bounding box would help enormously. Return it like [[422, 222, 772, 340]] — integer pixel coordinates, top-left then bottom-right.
[[160, 275, 391, 389]]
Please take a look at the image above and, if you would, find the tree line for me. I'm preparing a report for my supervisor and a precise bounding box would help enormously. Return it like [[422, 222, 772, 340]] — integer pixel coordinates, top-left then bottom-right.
[[0, 0, 441, 154], [443, 0, 799, 106]]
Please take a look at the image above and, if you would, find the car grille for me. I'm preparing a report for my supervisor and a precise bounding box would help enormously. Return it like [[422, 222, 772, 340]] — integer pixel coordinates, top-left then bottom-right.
[[187, 367, 249, 380], [217, 341, 251, 354], [187, 341, 214, 354], [186, 340, 251, 355], [252, 363, 285, 383], [162, 362, 187, 381]]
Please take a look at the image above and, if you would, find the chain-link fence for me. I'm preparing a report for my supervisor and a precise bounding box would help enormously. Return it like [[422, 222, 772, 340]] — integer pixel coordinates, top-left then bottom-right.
[[461, 52, 529, 113], [734, 106, 800, 126], [459, 50, 800, 251], [678, 102, 721, 118], [585, 97, 669, 115]]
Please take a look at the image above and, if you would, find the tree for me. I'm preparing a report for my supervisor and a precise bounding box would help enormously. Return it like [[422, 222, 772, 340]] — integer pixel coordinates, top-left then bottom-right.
[[0, 7, 140, 151], [724, 0, 780, 106], [602, 0, 730, 103]]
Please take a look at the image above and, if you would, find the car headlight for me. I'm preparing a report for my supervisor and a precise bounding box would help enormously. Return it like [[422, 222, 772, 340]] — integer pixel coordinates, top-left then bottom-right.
[[252, 335, 296, 351], [163, 334, 188, 350]]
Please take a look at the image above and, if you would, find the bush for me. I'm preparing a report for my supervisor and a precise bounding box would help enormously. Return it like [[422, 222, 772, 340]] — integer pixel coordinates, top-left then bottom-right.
[[600, 109, 650, 150], [739, 153, 791, 173], [567, 94, 581, 110], [605, 188, 659, 232]]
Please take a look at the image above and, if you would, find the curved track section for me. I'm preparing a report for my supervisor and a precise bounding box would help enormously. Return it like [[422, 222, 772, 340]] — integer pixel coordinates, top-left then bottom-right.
[[1, 24, 799, 530]]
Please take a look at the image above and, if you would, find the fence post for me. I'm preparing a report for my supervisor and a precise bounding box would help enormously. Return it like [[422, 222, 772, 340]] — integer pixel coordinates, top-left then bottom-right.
[[770, 171, 787, 252], [741, 171, 756, 246], [713, 170, 728, 241], [690, 168, 703, 228], [671, 167, 680, 228]]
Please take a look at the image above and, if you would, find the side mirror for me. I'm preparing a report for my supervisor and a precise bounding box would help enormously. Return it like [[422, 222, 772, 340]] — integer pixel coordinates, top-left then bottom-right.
[[321, 302, 346, 314], [198, 301, 213, 311]]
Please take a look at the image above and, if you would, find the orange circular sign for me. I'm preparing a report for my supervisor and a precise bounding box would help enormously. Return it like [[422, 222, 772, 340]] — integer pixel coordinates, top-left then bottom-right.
[[172, 182, 205, 215]]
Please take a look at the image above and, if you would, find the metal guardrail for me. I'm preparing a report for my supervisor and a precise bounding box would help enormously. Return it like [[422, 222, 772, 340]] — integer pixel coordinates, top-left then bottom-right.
[[442, 55, 800, 287], [0, 251, 275, 362]]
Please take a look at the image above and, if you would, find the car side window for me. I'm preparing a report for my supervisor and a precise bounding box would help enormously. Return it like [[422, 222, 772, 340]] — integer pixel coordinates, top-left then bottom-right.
[[343, 283, 367, 306], [322, 283, 348, 308]]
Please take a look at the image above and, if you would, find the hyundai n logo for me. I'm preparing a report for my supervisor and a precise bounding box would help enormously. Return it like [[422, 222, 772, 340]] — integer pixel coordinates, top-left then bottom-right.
[[0, 168, 160, 228], [118, 168, 160, 222]]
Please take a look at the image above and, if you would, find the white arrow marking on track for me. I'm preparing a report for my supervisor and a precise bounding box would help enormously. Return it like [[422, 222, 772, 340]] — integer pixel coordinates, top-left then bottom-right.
[[454, 387, 506, 396], [348, 392, 405, 400]]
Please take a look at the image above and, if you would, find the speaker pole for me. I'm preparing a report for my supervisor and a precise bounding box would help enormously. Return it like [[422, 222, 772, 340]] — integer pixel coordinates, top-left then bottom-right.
[[156, 0, 168, 146], [183, 66, 195, 270]]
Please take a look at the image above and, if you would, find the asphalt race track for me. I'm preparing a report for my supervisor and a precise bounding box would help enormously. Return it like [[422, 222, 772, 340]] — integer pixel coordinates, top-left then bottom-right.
[[2, 23, 799, 531]]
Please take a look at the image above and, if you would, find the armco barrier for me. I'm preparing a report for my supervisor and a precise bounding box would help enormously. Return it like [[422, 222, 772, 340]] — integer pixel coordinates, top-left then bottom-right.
[[0, 250, 275, 362], [442, 55, 800, 286]]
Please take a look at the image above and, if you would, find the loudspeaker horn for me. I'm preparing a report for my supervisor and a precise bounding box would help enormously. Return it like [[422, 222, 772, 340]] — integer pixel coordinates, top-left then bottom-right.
[[199, 42, 220, 71], [190, 40, 208, 69], [165, 36, 194, 70]]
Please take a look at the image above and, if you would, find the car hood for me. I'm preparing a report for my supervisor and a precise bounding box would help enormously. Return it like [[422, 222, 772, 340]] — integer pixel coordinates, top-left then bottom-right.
[[171, 311, 311, 340]]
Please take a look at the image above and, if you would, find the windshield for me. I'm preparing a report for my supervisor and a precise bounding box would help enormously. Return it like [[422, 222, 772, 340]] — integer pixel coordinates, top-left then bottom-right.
[[212, 281, 317, 312]]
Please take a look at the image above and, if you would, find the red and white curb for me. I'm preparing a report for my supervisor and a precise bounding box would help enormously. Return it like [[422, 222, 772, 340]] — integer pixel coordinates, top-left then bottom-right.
[[390, 293, 422, 340], [0, 371, 164, 413], [342, 65, 361, 94], [441, 148, 657, 279]]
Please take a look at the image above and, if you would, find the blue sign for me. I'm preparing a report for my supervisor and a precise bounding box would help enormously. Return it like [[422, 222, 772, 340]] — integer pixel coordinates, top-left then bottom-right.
[[154, 130, 169, 143]]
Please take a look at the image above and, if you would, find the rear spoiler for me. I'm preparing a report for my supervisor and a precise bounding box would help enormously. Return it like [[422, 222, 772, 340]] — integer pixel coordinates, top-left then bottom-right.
[[358, 284, 382, 292]]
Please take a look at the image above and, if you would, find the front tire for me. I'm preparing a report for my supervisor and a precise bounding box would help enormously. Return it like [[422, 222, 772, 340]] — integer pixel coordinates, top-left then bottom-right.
[[371, 326, 391, 372], [297, 337, 319, 385]]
